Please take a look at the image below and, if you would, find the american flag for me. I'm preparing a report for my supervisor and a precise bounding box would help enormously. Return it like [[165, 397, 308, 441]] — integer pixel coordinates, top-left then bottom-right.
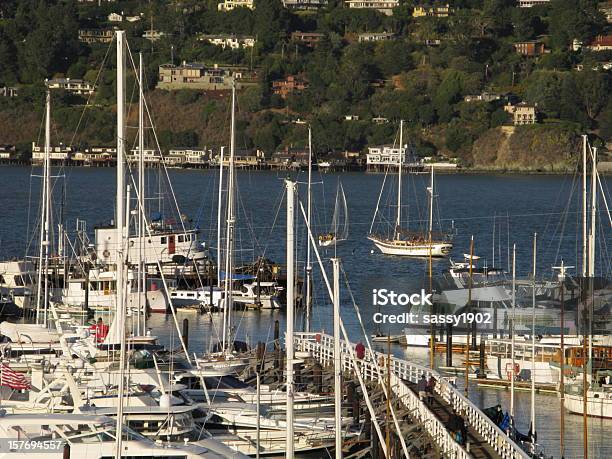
[[0, 363, 30, 390]]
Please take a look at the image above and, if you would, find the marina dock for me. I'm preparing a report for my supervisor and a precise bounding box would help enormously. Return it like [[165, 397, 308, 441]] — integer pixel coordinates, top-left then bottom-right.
[[294, 332, 529, 459]]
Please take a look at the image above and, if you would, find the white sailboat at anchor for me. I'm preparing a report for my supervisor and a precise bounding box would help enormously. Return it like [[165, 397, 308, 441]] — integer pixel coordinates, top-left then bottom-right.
[[318, 181, 349, 247], [368, 119, 453, 257]]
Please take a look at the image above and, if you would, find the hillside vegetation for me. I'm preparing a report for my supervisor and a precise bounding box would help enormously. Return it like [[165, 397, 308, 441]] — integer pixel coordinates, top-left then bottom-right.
[[0, 0, 610, 168]]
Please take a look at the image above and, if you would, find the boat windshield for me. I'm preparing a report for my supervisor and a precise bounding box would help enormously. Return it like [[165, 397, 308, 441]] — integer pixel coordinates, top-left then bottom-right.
[[12, 421, 150, 444]]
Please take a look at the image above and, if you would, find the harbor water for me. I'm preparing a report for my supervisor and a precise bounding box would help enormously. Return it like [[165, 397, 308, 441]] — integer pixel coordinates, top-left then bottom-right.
[[0, 166, 610, 458]]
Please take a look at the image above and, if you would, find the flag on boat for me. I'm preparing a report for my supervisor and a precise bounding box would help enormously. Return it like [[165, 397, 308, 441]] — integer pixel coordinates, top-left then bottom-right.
[[0, 363, 31, 390]]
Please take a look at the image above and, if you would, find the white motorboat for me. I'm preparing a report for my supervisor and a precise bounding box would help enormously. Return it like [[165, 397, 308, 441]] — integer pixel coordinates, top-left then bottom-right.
[[169, 287, 225, 312], [194, 354, 250, 377], [58, 267, 169, 313], [0, 413, 230, 458], [233, 282, 282, 310], [0, 260, 36, 310]]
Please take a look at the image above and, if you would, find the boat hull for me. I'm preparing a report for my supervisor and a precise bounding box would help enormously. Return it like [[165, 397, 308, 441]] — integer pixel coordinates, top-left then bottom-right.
[[564, 391, 612, 418], [369, 237, 452, 257]]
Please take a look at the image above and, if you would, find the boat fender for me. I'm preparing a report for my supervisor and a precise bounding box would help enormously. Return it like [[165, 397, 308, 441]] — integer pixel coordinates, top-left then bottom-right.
[[103, 250, 110, 258]]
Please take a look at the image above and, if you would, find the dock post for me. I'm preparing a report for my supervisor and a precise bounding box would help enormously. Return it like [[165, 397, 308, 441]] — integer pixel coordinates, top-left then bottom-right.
[[182, 318, 189, 353], [493, 303, 498, 339], [274, 319, 280, 345], [371, 416, 379, 459], [446, 322, 453, 367], [63, 444, 70, 459], [347, 381, 360, 426], [313, 362, 322, 393], [274, 320, 281, 373], [478, 334, 485, 378]]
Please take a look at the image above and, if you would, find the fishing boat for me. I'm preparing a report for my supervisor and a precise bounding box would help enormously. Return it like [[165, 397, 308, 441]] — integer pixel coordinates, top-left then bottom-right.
[[368, 120, 453, 257], [318, 181, 349, 247]]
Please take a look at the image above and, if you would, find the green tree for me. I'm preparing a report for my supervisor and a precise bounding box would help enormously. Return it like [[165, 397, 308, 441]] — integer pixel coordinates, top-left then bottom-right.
[[253, 0, 288, 51], [574, 70, 609, 122]]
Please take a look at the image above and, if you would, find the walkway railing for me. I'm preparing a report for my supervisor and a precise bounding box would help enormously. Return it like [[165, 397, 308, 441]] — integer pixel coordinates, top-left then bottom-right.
[[294, 332, 529, 459]]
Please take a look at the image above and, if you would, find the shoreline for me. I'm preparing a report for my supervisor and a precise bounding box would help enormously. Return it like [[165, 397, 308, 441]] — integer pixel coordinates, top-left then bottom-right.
[[1, 162, 609, 176]]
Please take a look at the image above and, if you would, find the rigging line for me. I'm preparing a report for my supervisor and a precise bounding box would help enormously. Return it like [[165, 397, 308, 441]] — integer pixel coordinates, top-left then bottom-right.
[[595, 168, 612, 229], [68, 38, 114, 147], [369, 163, 390, 234], [125, 43, 210, 296], [547, 171, 579, 275]]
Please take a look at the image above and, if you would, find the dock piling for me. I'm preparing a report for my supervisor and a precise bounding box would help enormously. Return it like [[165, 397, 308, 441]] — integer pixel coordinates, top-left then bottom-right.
[[182, 318, 189, 353], [446, 322, 453, 367]]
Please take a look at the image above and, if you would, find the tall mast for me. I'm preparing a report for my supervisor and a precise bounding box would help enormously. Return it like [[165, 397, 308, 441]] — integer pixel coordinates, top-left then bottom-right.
[[428, 166, 434, 238], [137, 52, 145, 336], [584, 144, 597, 459], [114, 29, 127, 458], [492, 214, 496, 268], [222, 85, 236, 352], [530, 232, 537, 454], [217, 146, 225, 286], [36, 91, 51, 327], [510, 243, 516, 423], [331, 257, 342, 459], [305, 126, 313, 332], [553, 260, 572, 459], [395, 120, 403, 238], [588, 146, 596, 361], [582, 135, 588, 277], [464, 235, 474, 396], [285, 178, 296, 458]]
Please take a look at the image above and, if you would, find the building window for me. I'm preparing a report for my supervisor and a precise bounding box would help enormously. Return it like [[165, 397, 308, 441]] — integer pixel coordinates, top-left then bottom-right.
[[161, 236, 167, 244], [178, 235, 184, 243]]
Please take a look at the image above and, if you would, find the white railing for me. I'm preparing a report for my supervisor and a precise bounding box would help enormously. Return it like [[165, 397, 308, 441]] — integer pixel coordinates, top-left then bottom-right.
[[294, 332, 529, 459]]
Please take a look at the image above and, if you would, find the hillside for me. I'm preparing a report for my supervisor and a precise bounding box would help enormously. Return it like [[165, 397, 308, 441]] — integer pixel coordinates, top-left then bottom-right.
[[0, 0, 610, 168]]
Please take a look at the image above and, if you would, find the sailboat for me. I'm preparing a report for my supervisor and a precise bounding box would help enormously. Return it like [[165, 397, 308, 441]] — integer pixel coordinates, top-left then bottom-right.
[[368, 120, 453, 257], [318, 181, 349, 247], [562, 137, 612, 423]]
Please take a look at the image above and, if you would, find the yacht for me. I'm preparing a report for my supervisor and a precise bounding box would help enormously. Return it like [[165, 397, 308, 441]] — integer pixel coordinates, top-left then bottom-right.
[[57, 267, 169, 313], [0, 261, 36, 310], [0, 413, 232, 458]]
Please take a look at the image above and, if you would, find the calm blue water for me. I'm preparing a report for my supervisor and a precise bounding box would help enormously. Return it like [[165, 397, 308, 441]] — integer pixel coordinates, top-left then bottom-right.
[[1, 165, 610, 458]]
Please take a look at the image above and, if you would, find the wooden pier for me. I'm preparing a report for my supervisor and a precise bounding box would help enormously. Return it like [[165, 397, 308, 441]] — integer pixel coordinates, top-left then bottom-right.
[[294, 332, 530, 459]]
